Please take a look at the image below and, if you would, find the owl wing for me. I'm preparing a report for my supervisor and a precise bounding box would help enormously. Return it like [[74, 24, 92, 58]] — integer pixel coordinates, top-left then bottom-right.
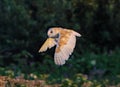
[[39, 38, 56, 52], [54, 29, 81, 65]]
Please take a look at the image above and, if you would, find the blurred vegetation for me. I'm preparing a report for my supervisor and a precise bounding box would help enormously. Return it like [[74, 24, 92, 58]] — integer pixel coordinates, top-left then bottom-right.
[[0, 0, 120, 86]]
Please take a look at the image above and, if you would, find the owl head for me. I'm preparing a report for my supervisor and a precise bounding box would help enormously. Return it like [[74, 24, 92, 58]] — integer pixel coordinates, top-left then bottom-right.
[[47, 27, 62, 38]]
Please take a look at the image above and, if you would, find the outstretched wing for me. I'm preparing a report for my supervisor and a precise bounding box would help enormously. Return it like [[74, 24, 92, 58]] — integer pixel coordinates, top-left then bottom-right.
[[54, 29, 81, 65], [39, 38, 56, 52]]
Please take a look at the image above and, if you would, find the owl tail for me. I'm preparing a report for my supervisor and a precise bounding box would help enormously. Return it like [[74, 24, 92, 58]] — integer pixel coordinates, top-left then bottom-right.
[[73, 31, 82, 37]]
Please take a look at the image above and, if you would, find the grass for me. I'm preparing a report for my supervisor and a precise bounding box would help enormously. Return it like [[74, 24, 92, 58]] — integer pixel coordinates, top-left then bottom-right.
[[0, 48, 120, 87]]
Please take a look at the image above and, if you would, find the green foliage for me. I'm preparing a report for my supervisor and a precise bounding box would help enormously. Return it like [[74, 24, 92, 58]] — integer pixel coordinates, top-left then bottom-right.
[[0, 0, 120, 86], [0, 49, 120, 86]]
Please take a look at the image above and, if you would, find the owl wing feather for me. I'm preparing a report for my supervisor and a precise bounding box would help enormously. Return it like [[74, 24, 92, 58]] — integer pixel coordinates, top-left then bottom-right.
[[54, 29, 80, 65], [39, 38, 56, 52]]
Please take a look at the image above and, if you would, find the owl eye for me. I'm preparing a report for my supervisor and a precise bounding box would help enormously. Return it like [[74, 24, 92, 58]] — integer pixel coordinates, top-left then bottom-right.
[[50, 30, 53, 33]]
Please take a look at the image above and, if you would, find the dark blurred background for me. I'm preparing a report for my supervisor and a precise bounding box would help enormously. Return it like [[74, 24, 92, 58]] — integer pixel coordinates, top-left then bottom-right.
[[0, 0, 120, 86]]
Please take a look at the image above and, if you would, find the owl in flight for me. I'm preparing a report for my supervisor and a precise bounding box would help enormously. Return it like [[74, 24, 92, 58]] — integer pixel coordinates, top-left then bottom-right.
[[39, 27, 81, 65]]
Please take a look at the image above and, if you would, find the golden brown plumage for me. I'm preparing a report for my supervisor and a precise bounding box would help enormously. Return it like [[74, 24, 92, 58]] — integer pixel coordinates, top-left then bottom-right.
[[39, 27, 81, 65]]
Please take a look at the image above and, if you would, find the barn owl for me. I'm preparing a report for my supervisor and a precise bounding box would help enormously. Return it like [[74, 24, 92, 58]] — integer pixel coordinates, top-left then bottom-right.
[[39, 27, 81, 65]]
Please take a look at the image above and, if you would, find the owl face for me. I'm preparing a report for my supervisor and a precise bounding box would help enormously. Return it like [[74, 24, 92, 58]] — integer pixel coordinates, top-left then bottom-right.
[[47, 28, 61, 38]]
